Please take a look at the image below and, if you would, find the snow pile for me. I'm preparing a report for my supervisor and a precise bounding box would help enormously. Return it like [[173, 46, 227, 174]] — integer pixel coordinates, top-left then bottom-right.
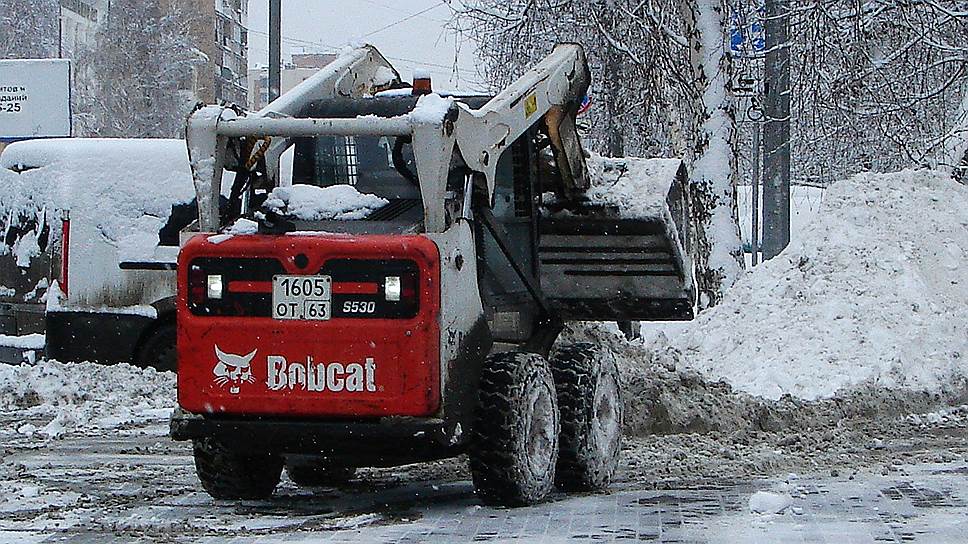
[[583, 154, 684, 219], [0, 360, 174, 438], [556, 323, 767, 436], [263, 184, 388, 221], [677, 169, 968, 401]]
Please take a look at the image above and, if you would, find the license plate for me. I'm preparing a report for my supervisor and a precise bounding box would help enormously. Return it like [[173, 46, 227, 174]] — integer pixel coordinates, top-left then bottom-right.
[[272, 275, 332, 321]]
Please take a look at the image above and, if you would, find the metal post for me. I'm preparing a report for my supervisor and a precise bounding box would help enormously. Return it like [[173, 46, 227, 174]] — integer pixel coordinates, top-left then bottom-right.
[[58, 6, 63, 58], [751, 121, 761, 266], [268, 0, 282, 103], [762, 0, 791, 260]]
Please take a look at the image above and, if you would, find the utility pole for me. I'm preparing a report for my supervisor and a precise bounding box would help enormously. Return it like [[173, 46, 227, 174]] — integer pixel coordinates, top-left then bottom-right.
[[762, 0, 791, 260], [751, 121, 761, 266], [268, 0, 282, 103]]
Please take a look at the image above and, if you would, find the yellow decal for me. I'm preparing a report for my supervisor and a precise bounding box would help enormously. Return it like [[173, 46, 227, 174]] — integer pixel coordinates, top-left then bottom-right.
[[524, 94, 537, 119]]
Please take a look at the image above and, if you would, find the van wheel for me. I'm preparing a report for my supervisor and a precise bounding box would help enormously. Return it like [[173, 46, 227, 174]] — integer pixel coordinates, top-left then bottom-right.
[[137, 323, 176, 372], [286, 459, 355, 488], [193, 438, 283, 500], [469, 351, 559, 506], [551, 343, 623, 492]]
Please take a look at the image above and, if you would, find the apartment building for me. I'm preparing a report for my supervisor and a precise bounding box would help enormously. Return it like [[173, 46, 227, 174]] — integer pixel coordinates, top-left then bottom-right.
[[247, 53, 337, 111], [58, 0, 109, 58]]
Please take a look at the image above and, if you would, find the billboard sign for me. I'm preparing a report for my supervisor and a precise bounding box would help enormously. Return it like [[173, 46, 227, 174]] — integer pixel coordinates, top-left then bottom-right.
[[0, 59, 72, 141]]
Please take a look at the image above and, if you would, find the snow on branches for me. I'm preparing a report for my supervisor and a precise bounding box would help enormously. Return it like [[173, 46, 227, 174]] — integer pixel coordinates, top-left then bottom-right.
[[0, 0, 58, 59], [788, 0, 968, 184], [71, 0, 205, 138]]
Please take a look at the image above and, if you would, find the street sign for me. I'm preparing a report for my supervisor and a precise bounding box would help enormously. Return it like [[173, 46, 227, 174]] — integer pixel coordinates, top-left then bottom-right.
[[729, 2, 766, 57], [0, 59, 72, 141]]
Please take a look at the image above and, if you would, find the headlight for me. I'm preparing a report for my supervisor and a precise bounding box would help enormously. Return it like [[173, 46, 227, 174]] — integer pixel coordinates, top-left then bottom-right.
[[384, 276, 401, 301], [207, 275, 223, 299]]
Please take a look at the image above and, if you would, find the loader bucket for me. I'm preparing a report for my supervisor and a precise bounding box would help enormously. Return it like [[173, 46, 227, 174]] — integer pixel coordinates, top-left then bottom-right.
[[538, 157, 695, 321]]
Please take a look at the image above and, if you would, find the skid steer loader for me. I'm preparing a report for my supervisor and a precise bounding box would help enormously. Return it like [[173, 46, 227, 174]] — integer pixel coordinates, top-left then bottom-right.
[[170, 44, 695, 506]]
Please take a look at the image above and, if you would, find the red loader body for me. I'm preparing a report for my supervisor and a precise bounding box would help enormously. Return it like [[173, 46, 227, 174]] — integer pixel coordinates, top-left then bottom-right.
[[177, 233, 441, 418]]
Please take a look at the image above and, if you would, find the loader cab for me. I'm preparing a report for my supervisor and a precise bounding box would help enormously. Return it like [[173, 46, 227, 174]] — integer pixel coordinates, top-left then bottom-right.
[[474, 129, 545, 344], [259, 94, 553, 345]]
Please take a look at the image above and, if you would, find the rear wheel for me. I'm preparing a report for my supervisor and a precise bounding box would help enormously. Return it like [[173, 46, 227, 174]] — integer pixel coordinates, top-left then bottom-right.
[[137, 322, 176, 372], [193, 438, 283, 500], [551, 343, 623, 492], [469, 351, 559, 506], [285, 459, 355, 488]]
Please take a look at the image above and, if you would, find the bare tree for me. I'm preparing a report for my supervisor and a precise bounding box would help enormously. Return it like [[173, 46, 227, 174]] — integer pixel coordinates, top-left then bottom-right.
[[0, 0, 58, 59], [789, 0, 968, 184], [72, 0, 203, 138], [938, 84, 968, 182]]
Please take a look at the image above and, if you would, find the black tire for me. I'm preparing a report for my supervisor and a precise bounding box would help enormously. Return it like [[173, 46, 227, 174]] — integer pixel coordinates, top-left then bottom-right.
[[137, 323, 176, 372], [551, 342, 623, 492], [193, 438, 283, 500], [286, 459, 355, 488], [469, 351, 559, 507]]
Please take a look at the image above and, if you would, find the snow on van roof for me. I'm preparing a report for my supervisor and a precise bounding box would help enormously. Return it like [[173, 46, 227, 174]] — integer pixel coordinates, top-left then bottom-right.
[[0, 138, 188, 170], [0, 138, 196, 223]]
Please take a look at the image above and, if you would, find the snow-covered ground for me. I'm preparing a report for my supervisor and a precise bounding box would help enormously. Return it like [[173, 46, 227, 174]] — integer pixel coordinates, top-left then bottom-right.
[[0, 402, 965, 542]]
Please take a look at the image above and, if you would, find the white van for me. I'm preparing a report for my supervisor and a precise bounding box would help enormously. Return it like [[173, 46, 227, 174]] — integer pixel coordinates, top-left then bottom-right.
[[0, 138, 210, 369]]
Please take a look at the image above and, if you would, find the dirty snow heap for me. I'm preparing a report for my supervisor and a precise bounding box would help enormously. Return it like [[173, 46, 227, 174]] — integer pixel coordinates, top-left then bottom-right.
[[676, 169, 968, 401]]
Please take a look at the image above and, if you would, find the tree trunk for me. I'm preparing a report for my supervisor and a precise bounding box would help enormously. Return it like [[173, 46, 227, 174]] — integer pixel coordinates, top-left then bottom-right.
[[679, 0, 745, 309], [939, 86, 968, 184]]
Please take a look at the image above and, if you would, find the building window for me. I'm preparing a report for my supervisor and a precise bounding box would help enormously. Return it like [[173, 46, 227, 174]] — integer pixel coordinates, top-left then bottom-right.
[[61, 0, 98, 21]]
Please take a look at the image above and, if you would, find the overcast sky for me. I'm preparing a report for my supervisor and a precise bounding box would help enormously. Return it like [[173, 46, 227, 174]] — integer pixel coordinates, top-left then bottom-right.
[[247, 0, 484, 91]]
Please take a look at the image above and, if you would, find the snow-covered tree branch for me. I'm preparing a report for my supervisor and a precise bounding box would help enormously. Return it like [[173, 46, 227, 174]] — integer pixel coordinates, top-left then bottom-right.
[[72, 0, 204, 138], [0, 0, 58, 59]]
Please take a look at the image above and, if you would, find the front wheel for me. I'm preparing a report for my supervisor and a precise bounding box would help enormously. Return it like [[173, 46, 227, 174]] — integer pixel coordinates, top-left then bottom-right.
[[469, 351, 560, 507], [193, 438, 283, 500], [551, 343, 623, 492]]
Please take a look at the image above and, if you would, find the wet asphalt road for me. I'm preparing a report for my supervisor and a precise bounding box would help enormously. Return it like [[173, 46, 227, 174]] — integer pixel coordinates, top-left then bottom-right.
[[1, 416, 967, 543]]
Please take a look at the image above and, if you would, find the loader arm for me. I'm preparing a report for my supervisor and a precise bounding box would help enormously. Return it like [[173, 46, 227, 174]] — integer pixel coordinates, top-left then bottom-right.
[[452, 43, 592, 203], [185, 45, 402, 233]]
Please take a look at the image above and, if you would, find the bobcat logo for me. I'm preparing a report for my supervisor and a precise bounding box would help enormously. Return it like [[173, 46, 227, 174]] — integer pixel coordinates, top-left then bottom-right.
[[213, 346, 257, 394]]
